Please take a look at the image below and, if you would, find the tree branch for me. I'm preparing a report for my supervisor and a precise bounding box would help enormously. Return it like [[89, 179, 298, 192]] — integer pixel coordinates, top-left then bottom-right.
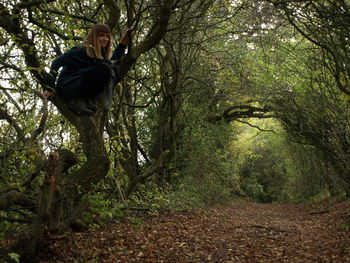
[[126, 150, 170, 197], [13, 0, 58, 9], [30, 102, 48, 140], [104, 0, 121, 31], [207, 105, 274, 123], [0, 190, 36, 211], [27, 10, 83, 41], [119, 0, 174, 78], [0, 216, 32, 224], [236, 120, 276, 133], [38, 7, 98, 24], [0, 106, 24, 138], [0, 4, 51, 83]]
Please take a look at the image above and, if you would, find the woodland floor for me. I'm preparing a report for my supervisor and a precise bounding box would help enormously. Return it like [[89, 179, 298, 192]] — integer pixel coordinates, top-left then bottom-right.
[[36, 200, 350, 262]]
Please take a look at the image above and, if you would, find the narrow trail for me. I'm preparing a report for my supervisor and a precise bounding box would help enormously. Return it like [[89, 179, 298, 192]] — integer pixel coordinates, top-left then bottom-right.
[[40, 201, 350, 262]]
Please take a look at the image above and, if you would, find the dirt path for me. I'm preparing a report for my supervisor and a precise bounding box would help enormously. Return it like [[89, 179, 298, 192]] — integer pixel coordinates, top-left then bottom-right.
[[40, 201, 350, 262]]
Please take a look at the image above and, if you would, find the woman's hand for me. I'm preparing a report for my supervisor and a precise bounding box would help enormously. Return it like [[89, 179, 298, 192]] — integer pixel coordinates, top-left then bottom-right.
[[43, 90, 55, 100], [120, 26, 135, 46]]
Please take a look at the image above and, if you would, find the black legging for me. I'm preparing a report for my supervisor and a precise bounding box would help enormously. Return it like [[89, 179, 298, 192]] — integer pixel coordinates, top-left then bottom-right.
[[80, 63, 112, 99]]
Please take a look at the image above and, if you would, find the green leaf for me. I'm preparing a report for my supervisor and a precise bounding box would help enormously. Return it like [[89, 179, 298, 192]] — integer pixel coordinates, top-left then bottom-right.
[[8, 252, 20, 263]]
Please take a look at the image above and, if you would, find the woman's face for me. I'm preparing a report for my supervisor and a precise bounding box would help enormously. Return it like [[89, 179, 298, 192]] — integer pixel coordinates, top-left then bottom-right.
[[98, 32, 110, 48]]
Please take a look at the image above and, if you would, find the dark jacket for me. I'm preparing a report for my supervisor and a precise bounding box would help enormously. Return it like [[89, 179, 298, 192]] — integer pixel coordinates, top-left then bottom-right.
[[44, 44, 126, 101]]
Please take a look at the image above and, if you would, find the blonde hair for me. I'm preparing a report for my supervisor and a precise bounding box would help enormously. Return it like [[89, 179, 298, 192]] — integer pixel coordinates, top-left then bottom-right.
[[83, 23, 112, 60]]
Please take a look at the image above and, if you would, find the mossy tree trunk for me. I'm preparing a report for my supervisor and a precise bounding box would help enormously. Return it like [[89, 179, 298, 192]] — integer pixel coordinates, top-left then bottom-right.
[[15, 100, 111, 260]]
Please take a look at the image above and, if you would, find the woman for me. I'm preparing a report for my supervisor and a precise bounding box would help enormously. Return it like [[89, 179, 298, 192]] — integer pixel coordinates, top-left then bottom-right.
[[43, 24, 134, 116]]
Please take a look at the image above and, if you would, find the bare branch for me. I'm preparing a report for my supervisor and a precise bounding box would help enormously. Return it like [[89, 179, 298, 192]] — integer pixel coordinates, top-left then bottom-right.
[[236, 120, 276, 133], [38, 7, 98, 24], [27, 10, 82, 41], [0, 106, 24, 138]]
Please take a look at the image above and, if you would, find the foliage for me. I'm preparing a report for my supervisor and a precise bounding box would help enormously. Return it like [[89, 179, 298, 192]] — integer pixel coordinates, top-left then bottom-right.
[[84, 192, 125, 224], [8, 252, 20, 263], [231, 119, 337, 202]]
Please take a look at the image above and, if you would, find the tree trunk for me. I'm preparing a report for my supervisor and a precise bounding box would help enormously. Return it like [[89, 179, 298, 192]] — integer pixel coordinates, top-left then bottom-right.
[[15, 152, 60, 260], [14, 99, 110, 261]]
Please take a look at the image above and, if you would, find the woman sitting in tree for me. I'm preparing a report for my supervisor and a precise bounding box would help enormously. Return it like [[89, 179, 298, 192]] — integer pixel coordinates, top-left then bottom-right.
[[43, 23, 134, 116]]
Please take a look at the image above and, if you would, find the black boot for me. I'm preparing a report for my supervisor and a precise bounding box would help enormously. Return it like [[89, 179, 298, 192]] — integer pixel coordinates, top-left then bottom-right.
[[85, 98, 98, 111], [67, 98, 93, 116]]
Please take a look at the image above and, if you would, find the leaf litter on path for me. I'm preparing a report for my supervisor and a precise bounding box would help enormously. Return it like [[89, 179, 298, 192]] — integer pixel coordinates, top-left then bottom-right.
[[39, 200, 350, 262]]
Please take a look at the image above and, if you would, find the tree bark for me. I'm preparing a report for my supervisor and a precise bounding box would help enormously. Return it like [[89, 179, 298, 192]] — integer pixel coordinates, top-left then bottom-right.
[[15, 152, 60, 261]]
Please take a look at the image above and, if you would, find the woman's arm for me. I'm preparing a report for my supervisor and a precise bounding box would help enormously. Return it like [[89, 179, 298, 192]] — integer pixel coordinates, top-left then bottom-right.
[[42, 46, 83, 99], [111, 27, 135, 60], [120, 26, 135, 46], [43, 46, 82, 88]]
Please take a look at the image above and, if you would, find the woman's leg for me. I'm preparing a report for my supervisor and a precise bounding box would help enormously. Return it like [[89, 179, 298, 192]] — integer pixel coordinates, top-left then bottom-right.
[[80, 63, 112, 99], [66, 64, 113, 116]]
